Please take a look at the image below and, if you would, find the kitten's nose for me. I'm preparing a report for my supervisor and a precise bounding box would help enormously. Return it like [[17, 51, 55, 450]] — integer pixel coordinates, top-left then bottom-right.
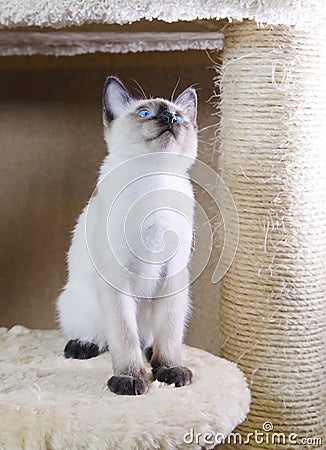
[[158, 111, 177, 126]]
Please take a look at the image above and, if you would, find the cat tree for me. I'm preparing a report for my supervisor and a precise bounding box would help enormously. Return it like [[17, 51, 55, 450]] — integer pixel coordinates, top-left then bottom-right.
[[1, 1, 326, 449]]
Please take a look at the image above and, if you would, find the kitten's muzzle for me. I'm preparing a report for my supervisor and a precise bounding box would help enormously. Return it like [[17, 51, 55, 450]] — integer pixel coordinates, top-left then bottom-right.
[[156, 111, 178, 138], [157, 111, 177, 126]]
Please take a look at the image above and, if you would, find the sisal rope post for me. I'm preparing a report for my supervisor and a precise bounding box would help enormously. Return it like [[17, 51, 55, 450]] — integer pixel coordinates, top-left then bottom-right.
[[218, 20, 326, 449]]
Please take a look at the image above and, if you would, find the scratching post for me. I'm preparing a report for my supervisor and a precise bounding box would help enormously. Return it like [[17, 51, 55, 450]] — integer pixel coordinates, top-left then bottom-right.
[[219, 21, 326, 448]]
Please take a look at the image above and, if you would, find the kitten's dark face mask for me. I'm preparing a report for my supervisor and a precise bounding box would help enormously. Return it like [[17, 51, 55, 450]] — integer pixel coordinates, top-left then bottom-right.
[[102, 76, 198, 158], [133, 101, 195, 143], [145, 105, 180, 138]]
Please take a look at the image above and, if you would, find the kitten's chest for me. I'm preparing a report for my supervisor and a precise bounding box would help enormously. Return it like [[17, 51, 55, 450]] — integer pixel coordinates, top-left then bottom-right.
[[130, 174, 193, 227], [126, 175, 194, 273], [97, 172, 194, 253]]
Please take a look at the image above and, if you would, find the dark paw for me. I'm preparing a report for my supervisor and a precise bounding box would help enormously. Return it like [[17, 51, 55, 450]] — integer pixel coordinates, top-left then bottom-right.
[[153, 366, 193, 387], [144, 347, 153, 363], [107, 375, 148, 396], [64, 339, 99, 360]]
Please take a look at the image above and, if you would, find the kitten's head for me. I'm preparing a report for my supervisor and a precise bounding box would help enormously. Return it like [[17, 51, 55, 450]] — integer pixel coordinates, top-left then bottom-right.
[[102, 77, 198, 162]]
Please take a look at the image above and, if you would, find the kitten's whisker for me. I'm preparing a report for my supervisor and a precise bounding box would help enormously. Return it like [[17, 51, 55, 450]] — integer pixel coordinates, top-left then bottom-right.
[[131, 79, 147, 99], [198, 124, 217, 133], [170, 77, 181, 102], [205, 49, 220, 65]]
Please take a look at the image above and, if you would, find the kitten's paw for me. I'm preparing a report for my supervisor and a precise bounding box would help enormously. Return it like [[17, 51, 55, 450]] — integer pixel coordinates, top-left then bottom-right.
[[153, 366, 193, 387], [107, 375, 149, 396], [64, 339, 99, 360]]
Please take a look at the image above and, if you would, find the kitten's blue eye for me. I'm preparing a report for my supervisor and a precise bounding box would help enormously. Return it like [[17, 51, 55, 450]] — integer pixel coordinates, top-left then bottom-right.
[[137, 109, 152, 118], [176, 114, 184, 123]]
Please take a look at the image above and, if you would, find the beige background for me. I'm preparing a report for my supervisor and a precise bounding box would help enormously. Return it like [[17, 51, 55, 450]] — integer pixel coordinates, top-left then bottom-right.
[[0, 48, 221, 354]]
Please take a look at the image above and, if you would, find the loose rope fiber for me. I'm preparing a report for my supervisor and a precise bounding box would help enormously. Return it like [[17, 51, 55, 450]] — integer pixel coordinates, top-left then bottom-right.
[[218, 21, 326, 449]]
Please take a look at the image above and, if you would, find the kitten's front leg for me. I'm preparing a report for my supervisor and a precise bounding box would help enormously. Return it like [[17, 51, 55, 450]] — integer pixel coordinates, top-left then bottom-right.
[[101, 288, 148, 395], [150, 278, 193, 387]]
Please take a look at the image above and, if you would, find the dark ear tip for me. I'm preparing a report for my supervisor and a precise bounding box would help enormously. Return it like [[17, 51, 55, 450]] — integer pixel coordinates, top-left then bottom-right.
[[187, 88, 198, 102], [175, 86, 198, 104], [184, 86, 197, 95], [103, 76, 123, 93], [102, 75, 132, 122], [102, 76, 123, 107], [102, 76, 132, 100]]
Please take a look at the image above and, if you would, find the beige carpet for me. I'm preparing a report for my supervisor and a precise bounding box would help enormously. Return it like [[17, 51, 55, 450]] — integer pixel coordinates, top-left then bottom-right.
[[0, 326, 250, 449]]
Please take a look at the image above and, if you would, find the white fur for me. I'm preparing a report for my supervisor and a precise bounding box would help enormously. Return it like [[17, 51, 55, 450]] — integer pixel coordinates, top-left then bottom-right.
[[57, 78, 198, 378]]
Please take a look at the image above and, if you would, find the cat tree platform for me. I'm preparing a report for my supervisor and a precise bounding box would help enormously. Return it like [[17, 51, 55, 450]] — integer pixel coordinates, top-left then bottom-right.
[[0, 326, 250, 450]]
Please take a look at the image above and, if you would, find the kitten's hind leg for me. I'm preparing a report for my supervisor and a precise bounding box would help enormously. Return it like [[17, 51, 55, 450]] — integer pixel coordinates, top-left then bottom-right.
[[64, 339, 101, 360], [57, 281, 108, 356]]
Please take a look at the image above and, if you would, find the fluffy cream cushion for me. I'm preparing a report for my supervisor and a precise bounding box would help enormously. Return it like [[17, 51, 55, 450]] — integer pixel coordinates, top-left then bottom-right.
[[0, 326, 250, 450]]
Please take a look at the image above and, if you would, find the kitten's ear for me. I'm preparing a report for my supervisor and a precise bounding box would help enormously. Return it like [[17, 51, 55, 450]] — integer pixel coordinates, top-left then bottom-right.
[[175, 87, 197, 124], [102, 76, 132, 121]]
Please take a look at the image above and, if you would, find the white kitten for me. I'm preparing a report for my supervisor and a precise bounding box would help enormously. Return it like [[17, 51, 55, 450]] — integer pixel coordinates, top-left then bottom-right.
[[57, 77, 198, 395]]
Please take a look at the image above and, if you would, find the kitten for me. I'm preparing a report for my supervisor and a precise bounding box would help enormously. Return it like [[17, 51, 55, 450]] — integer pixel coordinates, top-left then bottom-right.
[[57, 77, 198, 395]]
